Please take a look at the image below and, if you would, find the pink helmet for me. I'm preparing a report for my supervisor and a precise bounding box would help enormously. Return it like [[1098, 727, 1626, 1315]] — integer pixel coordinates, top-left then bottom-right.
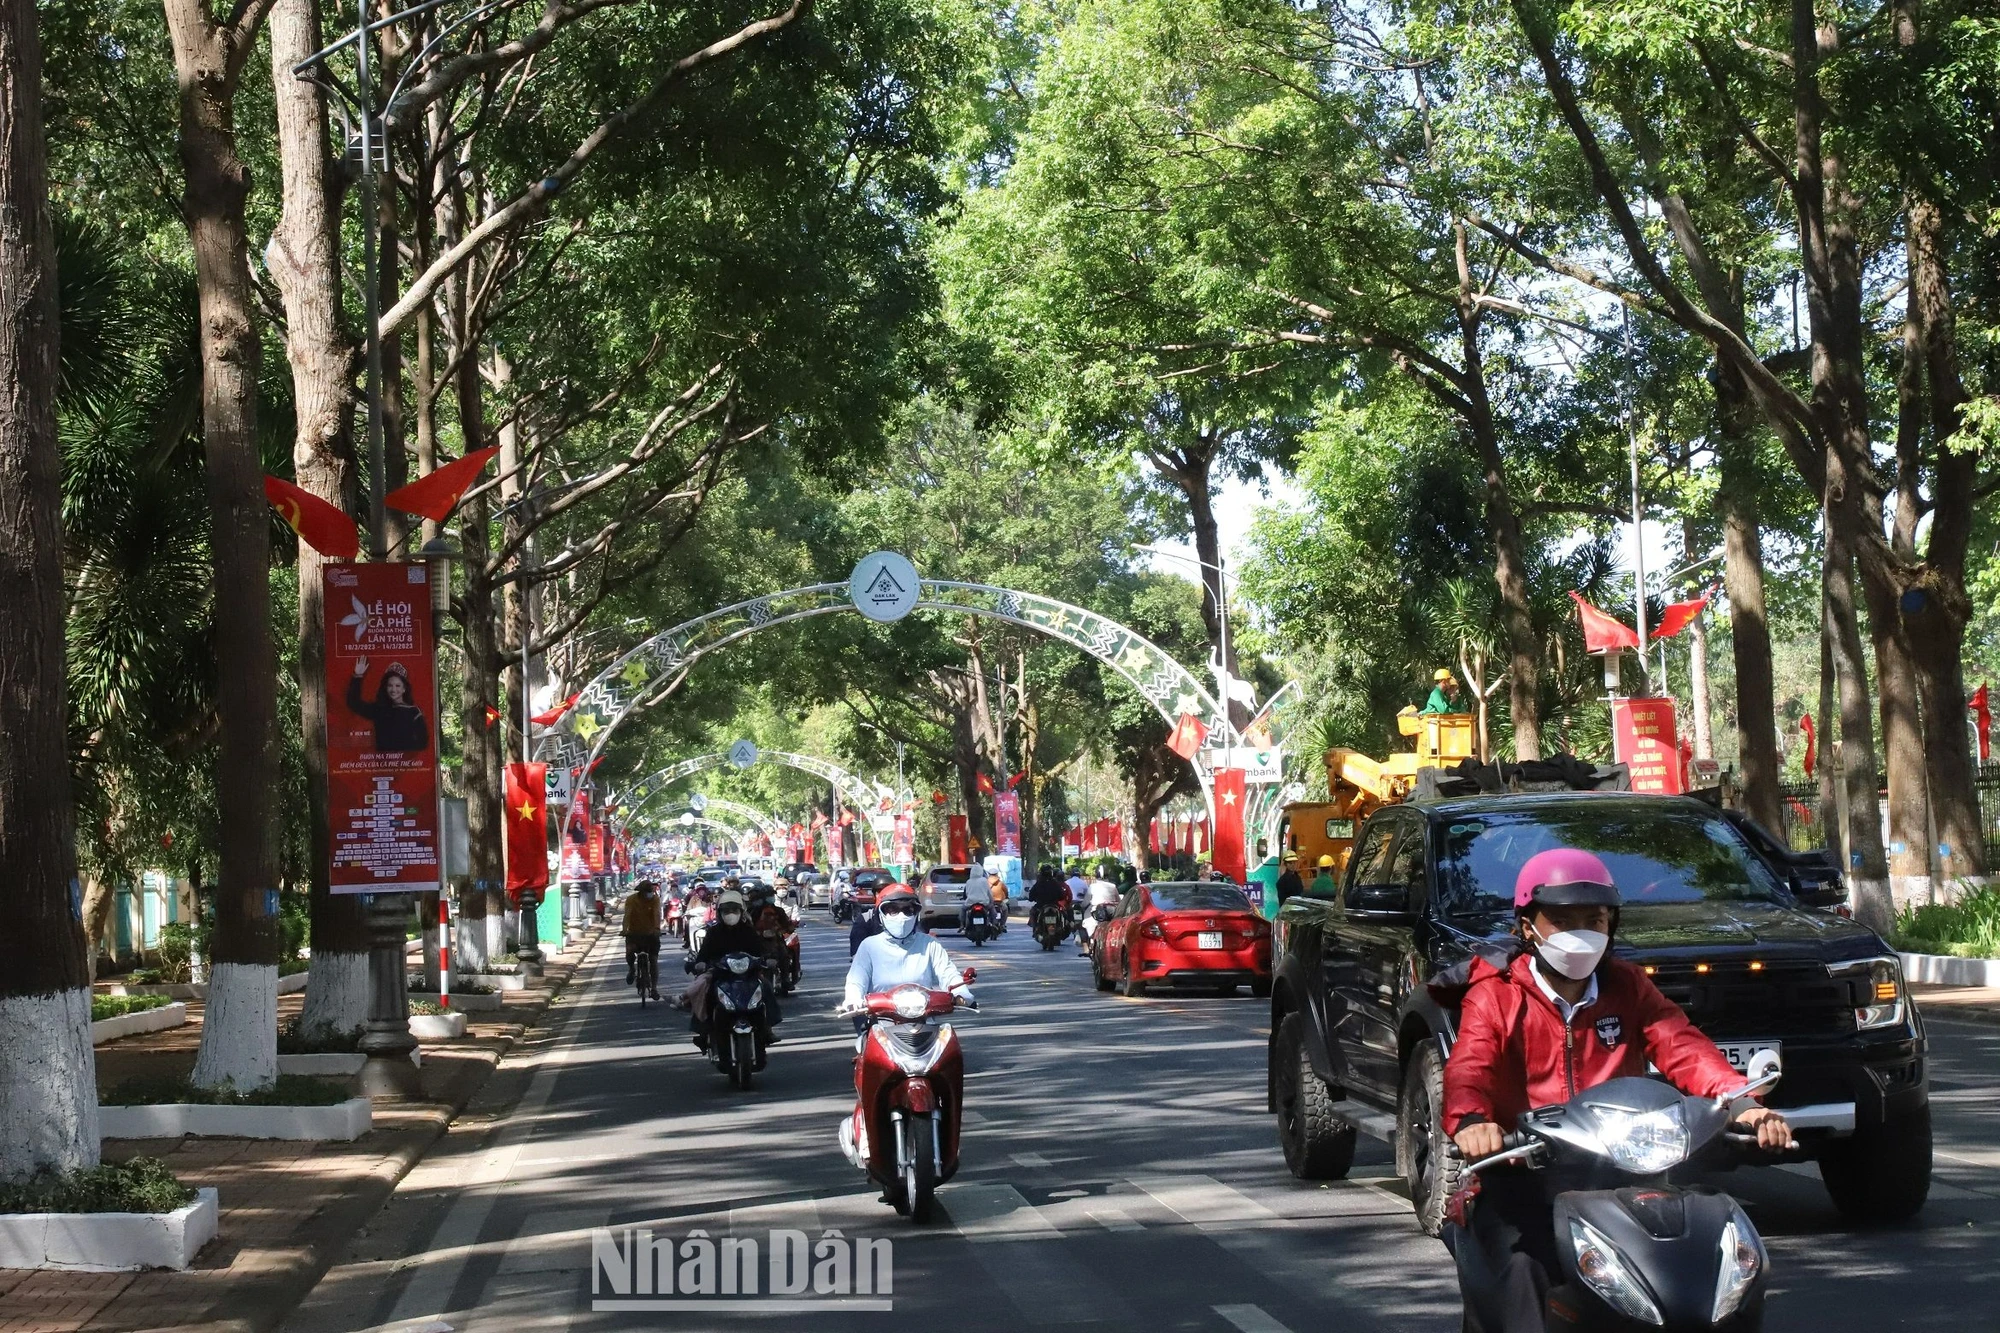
[[1513, 848, 1619, 911]]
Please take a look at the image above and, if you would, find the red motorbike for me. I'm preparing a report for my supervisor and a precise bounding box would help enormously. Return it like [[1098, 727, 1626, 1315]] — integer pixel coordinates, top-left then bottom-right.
[[838, 977, 977, 1223]]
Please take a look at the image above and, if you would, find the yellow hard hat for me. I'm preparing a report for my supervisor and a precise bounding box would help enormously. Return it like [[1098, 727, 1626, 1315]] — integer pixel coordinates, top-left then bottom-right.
[[1317, 854, 1336, 868], [1434, 668, 1455, 682]]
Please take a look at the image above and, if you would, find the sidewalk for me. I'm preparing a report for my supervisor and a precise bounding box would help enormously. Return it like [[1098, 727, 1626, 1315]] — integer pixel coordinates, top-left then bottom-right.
[[0, 927, 607, 1333], [1913, 982, 2000, 1028]]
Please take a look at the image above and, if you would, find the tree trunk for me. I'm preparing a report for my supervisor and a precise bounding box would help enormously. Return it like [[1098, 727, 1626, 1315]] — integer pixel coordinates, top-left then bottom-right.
[[1182, 466, 1247, 733], [1469, 414, 1542, 761], [1718, 453, 1784, 835], [270, 0, 371, 1038], [1823, 498, 1892, 932], [0, 0, 98, 1174], [1859, 536, 1932, 910], [164, 0, 281, 1091]]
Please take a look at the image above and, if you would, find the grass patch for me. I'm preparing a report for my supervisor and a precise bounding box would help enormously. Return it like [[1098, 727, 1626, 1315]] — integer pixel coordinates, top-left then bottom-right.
[[1890, 885, 2000, 959], [90, 994, 176, 1022], [408, 998, 444, 1016], [276, 1018, 362, 1054], [104, 1074, 354, 1107], [0, 1158, 195, 1215], [279, 957, 310, 977]]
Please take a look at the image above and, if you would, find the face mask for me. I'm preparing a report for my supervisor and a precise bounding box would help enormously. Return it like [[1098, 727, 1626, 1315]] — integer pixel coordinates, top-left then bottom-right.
[[883, 912, 918, 939], [1532, 927, 1608, 981], [720, 910, 743, 926]]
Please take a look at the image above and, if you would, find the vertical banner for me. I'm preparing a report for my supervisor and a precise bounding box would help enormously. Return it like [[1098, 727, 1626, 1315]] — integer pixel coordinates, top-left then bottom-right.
[[585, 823, 607, 874], [504, 762, 549, 895], [892, 813, 914, 866], [1611, 697, 1685, 795], [1212, 767, 1248, 887], [323, 562, 442, 893], [994, 792, 1021, 856], [945, 814, 970, 864]]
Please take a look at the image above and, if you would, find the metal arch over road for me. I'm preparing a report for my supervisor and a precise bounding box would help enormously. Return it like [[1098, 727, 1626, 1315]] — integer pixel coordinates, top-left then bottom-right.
[[633, 797, 783, 840], [540, 566, 1230, 821], [618, 750, 893, 817]]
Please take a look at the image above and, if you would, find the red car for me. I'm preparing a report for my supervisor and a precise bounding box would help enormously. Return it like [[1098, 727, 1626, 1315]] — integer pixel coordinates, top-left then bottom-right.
[[1091, 881, 1272, 997]]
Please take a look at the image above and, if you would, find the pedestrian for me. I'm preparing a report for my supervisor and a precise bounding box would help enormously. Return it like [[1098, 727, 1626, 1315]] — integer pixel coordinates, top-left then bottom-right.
[[1275, 852, 1304, 905]]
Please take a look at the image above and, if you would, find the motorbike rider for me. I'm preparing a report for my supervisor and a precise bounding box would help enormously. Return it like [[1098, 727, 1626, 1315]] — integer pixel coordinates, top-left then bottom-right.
[[1441, 848, 1792, 1333], [1078, 863, 1121, 952], [621, 879, 664, 998], [844, 884, 972, 1048], [683, 891, 772, 1048]]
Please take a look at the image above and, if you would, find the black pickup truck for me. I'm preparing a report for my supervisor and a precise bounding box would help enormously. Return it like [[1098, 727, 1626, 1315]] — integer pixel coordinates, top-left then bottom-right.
[[1267, 791, 1929, 1235]]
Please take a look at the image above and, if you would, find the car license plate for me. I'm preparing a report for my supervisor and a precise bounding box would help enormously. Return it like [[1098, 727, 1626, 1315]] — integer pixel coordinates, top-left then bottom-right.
[[1716, 1041, 1781, 1074], [1198, 931, 1224, 950]]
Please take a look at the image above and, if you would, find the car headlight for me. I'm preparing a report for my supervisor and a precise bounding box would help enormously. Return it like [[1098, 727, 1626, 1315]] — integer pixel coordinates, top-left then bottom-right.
[[1711, 1206, 1764, 1322], [1569, 1216, 1663, 1326], [1588, 1103, 1689, 1174], [892, 986, 930, 1019], [1836, 956, 1905, 1030]]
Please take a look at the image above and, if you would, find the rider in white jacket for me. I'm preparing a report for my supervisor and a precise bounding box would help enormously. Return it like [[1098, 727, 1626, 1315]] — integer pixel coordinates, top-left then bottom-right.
[[844, 885, 972, 1023]]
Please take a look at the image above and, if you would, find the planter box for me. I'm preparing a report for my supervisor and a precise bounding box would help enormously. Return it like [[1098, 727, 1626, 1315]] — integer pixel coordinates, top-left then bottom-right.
[[99, 1097, 372, 1142], [0, 1187, 218, 1272], [1901, 951, 2000, 988], [409, 1012, 468, 1040], [276, 1051, 420, 1075], [433, 990, 503, 1011], [91, 1001, 188, 1045], [465, 972, 526, 992], [97, 971, 309, 1000]]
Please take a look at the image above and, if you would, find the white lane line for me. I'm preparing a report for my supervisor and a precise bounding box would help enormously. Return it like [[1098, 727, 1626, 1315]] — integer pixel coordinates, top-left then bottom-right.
[[1216, 1305, 1294, 1333], [1012, 1151, 1051, 1169], [728, 1197, 824, 1235], [942, 1182, 1064, 1241], [495, 1209, 610, 1275], [1130, 1174, 1277, 1230], [1086, 1206, 1142, 1232]]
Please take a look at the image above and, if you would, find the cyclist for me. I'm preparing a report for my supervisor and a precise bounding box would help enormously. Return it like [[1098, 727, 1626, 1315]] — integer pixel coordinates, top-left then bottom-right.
[[621, 879, 664, 999]]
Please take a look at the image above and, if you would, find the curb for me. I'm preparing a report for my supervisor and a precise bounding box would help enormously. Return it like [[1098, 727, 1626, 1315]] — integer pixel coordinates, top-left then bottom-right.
[[161, 926, 607, 1333]]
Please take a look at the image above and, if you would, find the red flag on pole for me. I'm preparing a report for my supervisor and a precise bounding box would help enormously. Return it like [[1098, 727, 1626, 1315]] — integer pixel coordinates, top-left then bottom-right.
[[976, 771, 996, 795], [1800, 714, 1817, 780], [1167, 712, 1209, 761], [1569, 591, 1640, 653], [531, 693, 580, 726], [264, 476, 360, 558], [1652, 586, 1715, 641], [1970, 684, 1991, 762], [385, 446, 500, 522], [505, 762, 549, 895], [1212, 767, 1246, 885]]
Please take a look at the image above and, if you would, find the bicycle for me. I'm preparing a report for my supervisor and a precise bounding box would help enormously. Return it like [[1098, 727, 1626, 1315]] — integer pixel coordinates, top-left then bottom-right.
[[629, 935, 660, 1004]]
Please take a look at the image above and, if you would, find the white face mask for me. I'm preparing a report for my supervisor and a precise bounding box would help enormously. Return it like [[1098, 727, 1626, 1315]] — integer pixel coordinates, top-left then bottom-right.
[[882, 911, 918, 939], [1532, 927, 1608, 981], [720, 909, 743, 927]]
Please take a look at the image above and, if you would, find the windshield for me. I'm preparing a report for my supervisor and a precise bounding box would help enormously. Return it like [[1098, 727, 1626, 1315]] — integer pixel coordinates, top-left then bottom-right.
[[928, 868, 973, 885], [1436, 807, 1788, 916], [1148, 885, 1253, 912], [853, 871, 891, 889]]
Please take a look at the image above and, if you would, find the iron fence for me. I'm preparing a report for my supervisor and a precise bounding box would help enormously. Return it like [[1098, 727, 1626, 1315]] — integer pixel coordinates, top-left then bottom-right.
[[1776, 767, 2000, 869]]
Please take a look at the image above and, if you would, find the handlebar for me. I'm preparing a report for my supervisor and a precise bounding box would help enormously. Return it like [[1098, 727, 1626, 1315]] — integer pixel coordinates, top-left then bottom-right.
[[1464, 1139, 1545, 1176]]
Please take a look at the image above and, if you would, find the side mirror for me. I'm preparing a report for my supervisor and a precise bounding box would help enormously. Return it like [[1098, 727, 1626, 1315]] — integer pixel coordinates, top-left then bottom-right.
[[1790, 874, 1845, 909], [1349, 883, 1415, 919], [1093, 905, 1116, 922]]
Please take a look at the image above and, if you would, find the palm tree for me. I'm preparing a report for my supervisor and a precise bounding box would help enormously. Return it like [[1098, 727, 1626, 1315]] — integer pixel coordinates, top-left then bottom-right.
[[1428, 578, 1507, 763]]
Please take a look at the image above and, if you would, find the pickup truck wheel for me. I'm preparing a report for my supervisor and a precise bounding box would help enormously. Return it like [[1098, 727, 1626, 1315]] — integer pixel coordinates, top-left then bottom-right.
[[1398, 1042, 1462, 1238], [1274, 1013, 1355, 1180], [1819, 1105, 1932, 1223]]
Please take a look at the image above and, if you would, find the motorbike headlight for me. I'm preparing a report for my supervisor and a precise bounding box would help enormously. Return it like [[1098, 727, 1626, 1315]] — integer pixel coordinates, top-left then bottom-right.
[[892, 986, 930, 1019], [1569, 1216, 1664, 1326], [726, 955, 752, 976], [716, 988, 739, 1011], [1588, 1103, 1690, 1174], [1711, 1207, 1764, 1322], [1835, 956, 1905, 1030], [747, 985, 764, 1008]]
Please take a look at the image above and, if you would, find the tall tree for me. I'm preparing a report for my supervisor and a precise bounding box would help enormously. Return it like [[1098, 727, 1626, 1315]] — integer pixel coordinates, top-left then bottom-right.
[[0, 0, 99, 1176]]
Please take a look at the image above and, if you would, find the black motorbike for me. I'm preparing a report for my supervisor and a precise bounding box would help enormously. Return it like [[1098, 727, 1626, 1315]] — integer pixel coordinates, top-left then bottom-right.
[[1453, 1065, 1782, 1332], [962, 899, 997, 947], [694, 952, 775, 1091], [1030, 901, 1070, 951]]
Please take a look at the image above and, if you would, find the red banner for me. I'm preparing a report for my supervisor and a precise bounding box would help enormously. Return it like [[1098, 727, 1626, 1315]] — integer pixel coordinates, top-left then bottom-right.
[[1611, 697, 1685, 795], [945, 814, 970, 864], [1212, 767, 1247, 886], [585, 823, 607, 874], [323, 562, 441, 893], [892, 813, 914, 865], [504, 762, 548, 896], [1569, 591, 1640, 653], [994, 792, 1020, 856]]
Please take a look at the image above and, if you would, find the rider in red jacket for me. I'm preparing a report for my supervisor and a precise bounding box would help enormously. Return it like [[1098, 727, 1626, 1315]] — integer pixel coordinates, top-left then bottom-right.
[[1440, 847, 1792, 1333]]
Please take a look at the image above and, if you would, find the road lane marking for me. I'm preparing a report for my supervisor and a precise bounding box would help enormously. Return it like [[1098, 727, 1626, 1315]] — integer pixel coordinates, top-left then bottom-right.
[[1012, 1151, 1052, 1169], [1216, 1305, 1294, 1333], [943, 1182, 1064, 1240], [495, 1209, 610, 1275], [1086, 1206, 1142, 1232], [1130, 1174, 1277, 1229]]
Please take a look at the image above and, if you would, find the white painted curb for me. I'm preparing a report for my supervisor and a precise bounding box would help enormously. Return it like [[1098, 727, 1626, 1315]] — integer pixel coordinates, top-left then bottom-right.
[[98, 1097, 372, 1142], [91, 1001, 188, 1044], [275, 1051, 421, 1075], [1900, 951, 2000, 988], [96, 972, 309, 1000], [433, 990, 504, 1011], [409, 1012, 468, 1040], [0, 1187, 218, 1272]]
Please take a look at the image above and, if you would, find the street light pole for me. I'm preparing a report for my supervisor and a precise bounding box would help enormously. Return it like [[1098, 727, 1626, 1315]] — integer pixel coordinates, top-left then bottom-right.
[[1137, 542, 1240, 735]]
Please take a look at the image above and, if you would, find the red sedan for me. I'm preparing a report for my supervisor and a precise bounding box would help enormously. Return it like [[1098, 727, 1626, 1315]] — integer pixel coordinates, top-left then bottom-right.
[[1091, 882, 1272, 998]]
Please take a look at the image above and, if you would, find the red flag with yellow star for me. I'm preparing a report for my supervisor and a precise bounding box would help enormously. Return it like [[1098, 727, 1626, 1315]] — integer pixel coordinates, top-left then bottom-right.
[[264, 475, 360, 557], [504, 762, 549, 893], [1166, 711, 1209, 761]]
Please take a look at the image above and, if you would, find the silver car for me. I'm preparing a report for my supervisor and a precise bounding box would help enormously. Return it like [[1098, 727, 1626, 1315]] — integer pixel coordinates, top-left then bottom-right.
[[805, 872, 836, 909], [916, 865, 977, 930]]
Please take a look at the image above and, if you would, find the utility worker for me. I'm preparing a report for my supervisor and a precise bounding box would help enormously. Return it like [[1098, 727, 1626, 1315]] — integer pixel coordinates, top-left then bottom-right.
[[1275, 852, 1305, 905], [1422, 668, 1462, 714], [1309, 853, 1338, 897]]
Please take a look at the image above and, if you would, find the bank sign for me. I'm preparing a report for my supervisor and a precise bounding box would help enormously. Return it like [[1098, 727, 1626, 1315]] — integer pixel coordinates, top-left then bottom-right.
[[1202, 746, 1285, 784]]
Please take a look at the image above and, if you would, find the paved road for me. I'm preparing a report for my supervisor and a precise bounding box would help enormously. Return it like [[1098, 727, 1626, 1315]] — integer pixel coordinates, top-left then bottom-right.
[[288, 916, 2000, 1332]]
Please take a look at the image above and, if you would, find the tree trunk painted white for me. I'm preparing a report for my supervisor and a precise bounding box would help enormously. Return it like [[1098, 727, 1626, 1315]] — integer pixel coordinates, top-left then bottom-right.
[[0, 990, 100, 1180], [456, 911, 490, 974], [297, 949, 369, 1039], [483, 896, 508, 967], [189, 962, 278, 1092]]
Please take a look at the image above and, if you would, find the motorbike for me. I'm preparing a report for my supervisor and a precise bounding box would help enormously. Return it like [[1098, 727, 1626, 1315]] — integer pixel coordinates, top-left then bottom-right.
[[961, 899, 997, 947], [1078, 902, 1114, 953], [687, 903, 715, 958], [1030, 900, 1071, 951], [837, 975, 977, 1223], [1453, 1063, 1784, 1332], [665, 895, 686, 939], [834, 885, 877, 925], [694, 952, 773, 1091]]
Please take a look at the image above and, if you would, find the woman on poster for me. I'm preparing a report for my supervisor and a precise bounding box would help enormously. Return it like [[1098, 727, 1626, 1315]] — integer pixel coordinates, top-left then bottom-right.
[[347, 657, 430, 752]]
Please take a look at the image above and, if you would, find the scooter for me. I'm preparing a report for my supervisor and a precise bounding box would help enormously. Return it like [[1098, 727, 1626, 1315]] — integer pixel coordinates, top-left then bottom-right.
[[1030, 901, 1071, 951], [961, 899, 997, 947], [693, 952, 773, 1091], [836, 976, 977, 1223], [1453, 1063, 1785, 1332]]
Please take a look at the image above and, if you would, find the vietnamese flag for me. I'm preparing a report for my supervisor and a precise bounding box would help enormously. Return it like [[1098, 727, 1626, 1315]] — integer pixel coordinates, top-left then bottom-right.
[[385, 445, 500, 522], [532, 693, 580, 726], [1652, 585, 1715, 642], [976, 771, 996, 795], [483, 704, 501, 729], [1971, 684, 1991, 762], [1166, 711, 1209, 761], [1569, 591, 1640, 653], [504, 762, 549, 892], [264, 476, 360, 557], [1212, 767, 1246, 885], [1799, 714, 1817, 780]]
